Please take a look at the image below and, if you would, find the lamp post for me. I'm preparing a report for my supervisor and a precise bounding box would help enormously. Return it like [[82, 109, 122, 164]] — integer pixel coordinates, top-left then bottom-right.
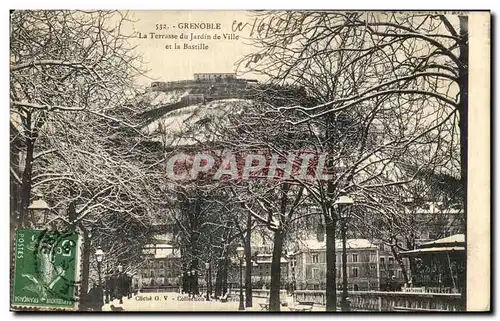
[[126, 273, 132, 299], [236, 246, 245, 310], [335, 190, 354, 312], [208, 262, 213, 299], [205, 262, 211, 301], [117, 264, 124, 304], [28, 193, 49, 228], [191, 269, 197, 296], [290, 255, 297, 293], [95, 246, 105, 310], [105, 264, 110, 303]]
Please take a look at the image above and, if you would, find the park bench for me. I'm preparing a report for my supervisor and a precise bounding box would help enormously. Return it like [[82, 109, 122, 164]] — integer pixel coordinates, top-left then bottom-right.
[[392, 306, 451, 312], [219, 293, 230, 303], [109, 304, 124, 312], [259, 299, 289, 311], [288, 301, 314, 312]]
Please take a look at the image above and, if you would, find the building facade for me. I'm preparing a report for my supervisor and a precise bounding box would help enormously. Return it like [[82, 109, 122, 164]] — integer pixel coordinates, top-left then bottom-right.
[[290, 237, 407, 291], [409, 202, 464, 244], [227, 253, 289, 289], [131, 236, 183, 289], [193, 73, 236, 81], [150, 73, 253, 91], [252, 253, 288, 288]]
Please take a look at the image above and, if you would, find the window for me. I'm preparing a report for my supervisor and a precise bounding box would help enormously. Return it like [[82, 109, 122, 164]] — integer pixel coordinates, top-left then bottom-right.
[[389, 257, 394, 264], [150, 270, 155, 277], [352, 254, 358, 263], [369, 252, 377, 263], [380, 257, 385, 265], [159, 269, 165, 278], [312, 253, 319, 263], [370, 265, 377, 270], [312, 268, 320, 280], [352, 267, 359, 277]]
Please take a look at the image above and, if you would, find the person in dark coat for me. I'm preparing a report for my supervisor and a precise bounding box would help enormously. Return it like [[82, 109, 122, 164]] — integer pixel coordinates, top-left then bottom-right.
[[87, 283, 103, 311], [108, 275, 117, 301], [104, 276, 110, 303], [127, 275, 133, 299], [389, 275, 398, 292]]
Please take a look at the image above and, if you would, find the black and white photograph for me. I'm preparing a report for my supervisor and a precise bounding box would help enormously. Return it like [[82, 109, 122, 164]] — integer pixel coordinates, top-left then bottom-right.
[[9, 9, 490, 312]]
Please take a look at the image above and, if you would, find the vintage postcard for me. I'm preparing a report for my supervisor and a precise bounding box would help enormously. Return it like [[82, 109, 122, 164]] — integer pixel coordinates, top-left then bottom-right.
[[9, 10, 490, 312]]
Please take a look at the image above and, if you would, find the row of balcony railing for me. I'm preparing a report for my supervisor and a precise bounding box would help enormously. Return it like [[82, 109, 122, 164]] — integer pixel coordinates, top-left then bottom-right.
[[230, 288, 462, 311], [293, 290, 462, 311]]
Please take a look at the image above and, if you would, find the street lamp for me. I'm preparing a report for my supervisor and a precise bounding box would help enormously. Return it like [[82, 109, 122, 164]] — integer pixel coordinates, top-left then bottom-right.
[[335, 190, 354, 312], [289, 254, 297, 293], [104, 264, 111, 303], [187, 271, 192, 296], [205, 262, 211, 301], [236, 246, 245, 310], [191, 269, 197, 296], [95, 246, 105, 310], [126, 272, 132, 299], [117, 264, 124, 304], [28, 193, 49, 228]]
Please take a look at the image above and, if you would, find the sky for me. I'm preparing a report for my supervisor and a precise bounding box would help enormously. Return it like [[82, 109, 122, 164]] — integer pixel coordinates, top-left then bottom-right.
[[119, 11, 268, 86]]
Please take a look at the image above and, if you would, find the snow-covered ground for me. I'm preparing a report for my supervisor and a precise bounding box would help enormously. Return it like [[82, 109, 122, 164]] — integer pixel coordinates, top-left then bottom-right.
[[101, 292, 326, 312]]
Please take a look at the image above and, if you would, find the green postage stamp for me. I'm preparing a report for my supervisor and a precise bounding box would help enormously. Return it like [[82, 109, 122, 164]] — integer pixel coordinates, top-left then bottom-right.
[[12, 229, 81, 310]]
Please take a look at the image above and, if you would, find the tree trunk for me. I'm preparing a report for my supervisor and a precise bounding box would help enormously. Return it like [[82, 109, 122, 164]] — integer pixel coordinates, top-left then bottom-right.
[[79, 230, 91, 310], [269, 229, 284, 311], [405, 237, 417, 279], [222, 257, 228, 295], [244, 213, 253, 307], [208, 264, 212, 298], [458, 15, 468, 311], [215, 259, 222, 298], [10, 152, 22, 226], [19, 137, 35, 227], [458, 16, 468, 200], [325, 215, 337, 311], [190, 201, 201, 295], [390, 245, 409, 284], [324, 110, 338, 311], [191, 259, 199, 295]]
